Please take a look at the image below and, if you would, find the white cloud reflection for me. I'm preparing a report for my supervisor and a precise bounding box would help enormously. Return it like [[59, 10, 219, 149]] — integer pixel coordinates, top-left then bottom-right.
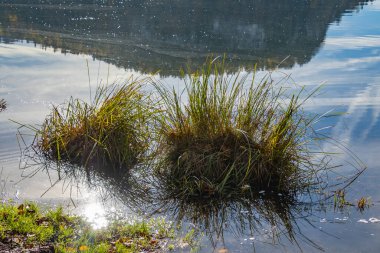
[[324, 36, 380, 50]]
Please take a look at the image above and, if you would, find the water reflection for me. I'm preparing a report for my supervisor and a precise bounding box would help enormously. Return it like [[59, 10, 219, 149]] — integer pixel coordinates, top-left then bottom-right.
[[0, 0, 373, 76], [19, 147, 358, 252], [157, 196, 323, 252]]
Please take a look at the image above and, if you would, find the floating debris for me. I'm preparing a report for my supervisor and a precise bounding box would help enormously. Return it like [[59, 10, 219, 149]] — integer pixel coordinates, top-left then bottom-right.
[[369, 218, 380, 223], [357, 218, 380, 223], [334, 217, 348, 222]]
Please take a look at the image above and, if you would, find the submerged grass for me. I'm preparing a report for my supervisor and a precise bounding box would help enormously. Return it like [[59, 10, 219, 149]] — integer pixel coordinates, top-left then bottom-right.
[[0, 201, 194, 253], [34, 78, 153, 170], [153, 58, 323, 198]]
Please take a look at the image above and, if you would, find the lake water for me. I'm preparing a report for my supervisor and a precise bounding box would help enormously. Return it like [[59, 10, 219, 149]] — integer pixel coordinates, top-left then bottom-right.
[[1, 0, 380, 252]]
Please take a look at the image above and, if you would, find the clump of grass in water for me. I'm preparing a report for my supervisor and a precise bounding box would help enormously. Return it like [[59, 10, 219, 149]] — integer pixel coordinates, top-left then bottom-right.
[[36, 78, 152, 170], [154, 59, 322, 198]]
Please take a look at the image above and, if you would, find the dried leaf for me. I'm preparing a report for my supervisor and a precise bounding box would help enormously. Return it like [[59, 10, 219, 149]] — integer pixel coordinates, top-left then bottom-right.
[[79, 245, 89, 251]]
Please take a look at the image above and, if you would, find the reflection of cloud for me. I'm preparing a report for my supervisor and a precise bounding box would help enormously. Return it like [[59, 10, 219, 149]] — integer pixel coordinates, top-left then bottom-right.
[[304, 94, 380, 107], [372, 0, 380, 10], [304, 56, 380, 72], [324, 36, 380, 49], [315, 77, 380, 170], [331, 81, 380, 140], [278, 52, 380, 87]]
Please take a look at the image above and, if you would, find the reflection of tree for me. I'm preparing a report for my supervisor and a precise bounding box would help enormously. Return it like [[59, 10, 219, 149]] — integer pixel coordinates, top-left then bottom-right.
[[0, 0, 372, 76]]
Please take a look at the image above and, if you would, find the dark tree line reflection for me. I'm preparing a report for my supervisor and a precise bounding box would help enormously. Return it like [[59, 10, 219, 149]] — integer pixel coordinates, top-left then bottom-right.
[[0, 0, 373, 76]]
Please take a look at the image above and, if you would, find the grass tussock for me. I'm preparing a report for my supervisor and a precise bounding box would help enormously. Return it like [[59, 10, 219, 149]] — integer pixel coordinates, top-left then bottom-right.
[[154, 59, 319, 198], [36, 78, 152, 170]]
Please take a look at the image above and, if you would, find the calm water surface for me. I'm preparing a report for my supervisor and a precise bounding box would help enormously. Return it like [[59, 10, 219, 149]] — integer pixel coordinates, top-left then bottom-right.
[[1, 0, 380, 252]]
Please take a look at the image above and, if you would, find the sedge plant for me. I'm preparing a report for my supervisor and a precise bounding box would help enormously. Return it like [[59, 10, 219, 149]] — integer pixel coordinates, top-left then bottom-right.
[[35, 77, 153, 171], [153, 59, 321, 198]]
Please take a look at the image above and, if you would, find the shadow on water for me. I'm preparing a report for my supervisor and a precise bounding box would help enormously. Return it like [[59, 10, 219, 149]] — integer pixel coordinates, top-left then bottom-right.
[[0, 0, 373, 75]]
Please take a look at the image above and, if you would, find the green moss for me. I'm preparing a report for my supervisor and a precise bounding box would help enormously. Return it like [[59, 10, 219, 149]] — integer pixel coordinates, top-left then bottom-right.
[[0, 201, 196, 253]]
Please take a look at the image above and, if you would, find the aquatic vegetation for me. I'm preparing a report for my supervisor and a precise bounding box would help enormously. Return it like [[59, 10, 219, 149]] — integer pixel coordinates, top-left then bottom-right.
[[33, 78, 153, 170], [0, 201, 192, 253], [333, 189, 349, 210], [153, 59, 323, 198], [357, 196, 371, 211], [0, 99, 6, 112]]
